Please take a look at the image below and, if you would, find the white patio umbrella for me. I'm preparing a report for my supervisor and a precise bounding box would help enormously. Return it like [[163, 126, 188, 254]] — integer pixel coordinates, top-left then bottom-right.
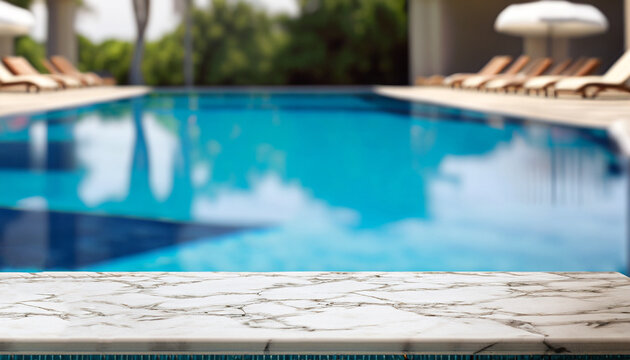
[[0, 1, 35, 35], [494, 0, 608, 60]]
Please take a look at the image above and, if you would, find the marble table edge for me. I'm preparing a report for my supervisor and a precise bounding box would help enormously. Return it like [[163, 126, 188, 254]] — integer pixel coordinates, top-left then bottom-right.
[[1, 272, 628, 356], [3, 271, 628, 277]]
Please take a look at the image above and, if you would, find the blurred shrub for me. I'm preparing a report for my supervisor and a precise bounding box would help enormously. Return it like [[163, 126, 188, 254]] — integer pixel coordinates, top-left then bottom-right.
[[276, 0, 408, 85], [78, 35, 134, 84], [187, 0, 287, 85], [142, 30, 184, 86]]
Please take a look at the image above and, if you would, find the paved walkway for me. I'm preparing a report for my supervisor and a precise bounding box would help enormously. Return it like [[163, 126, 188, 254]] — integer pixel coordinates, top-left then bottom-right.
[[0, 86, 150, 117]]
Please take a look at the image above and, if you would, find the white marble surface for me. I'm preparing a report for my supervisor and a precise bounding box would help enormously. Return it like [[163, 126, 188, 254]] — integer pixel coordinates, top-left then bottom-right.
[[0, 272, 628, 355]]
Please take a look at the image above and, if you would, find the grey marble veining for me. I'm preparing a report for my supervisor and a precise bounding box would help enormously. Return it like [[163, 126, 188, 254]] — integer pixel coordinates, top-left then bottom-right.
[[0, 272, 628, 355]]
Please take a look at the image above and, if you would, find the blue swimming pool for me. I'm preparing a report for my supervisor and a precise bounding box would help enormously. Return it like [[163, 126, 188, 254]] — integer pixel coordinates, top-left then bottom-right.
[[0, 91, 626, 272]]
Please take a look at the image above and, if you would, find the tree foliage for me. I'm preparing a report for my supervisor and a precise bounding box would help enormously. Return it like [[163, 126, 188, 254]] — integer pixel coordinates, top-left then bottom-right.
[[190, 0, 287, 85], [78, 35, 134, 84], [3, 0, 33, 9], [14, 36, 47, 73], [141, 0, 287, 86], [277, 0, 408, 85], [14, 0, 408, 86], [142, 30, 185, 86]]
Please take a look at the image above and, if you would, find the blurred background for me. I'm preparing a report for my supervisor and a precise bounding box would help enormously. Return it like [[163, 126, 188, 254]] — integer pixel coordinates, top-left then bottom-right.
[[1, 0, 627, 86], [6, 0, 408, 86]]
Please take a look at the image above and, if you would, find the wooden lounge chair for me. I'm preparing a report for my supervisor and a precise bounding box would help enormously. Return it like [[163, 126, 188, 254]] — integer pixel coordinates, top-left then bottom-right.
[[41, 59, 81, 85], [3, 56, 81, 89], [523, 58, 600, 96], [553, 51, 630, 98], [484, 58, 570, 93], [0, 62, 59, 92], [415, 75, 446, 86], [442, 56, 513, 88], [49, 56, 103, 86], [461, 56, 531, 89]]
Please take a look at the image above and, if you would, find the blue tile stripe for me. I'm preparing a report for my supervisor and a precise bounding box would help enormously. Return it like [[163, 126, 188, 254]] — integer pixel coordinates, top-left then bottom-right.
[[0, 355, 627, 360]]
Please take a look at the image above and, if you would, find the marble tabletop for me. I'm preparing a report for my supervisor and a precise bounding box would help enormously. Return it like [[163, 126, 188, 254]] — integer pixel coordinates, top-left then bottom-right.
[[0, 272, 628, 355]]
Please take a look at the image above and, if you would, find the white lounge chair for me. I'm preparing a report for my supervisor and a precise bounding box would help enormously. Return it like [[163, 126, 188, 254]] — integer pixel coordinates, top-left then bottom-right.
[[484, 58, 559, 93], [461, 56, 531, 89], [3, 56, 81, 89], [50, 56, 104, 86], [442, 56, 513, 88], [0, 63, 59, 92], [523, 58, 600, 96], [553, 51, 630, 98]]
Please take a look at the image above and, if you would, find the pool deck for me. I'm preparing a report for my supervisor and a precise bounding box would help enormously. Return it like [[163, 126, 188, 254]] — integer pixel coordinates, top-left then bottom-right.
[[375, 86, 630, 156], [1, 272, 629, 355], [0, 86, 150, 117], [375, 86, 630, 129]]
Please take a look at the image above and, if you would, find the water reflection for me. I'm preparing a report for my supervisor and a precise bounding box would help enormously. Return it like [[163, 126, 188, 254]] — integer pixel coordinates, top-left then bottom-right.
[[89, 144, 626, 272], [0, 93, 625, 271], [76, 112, 135, 205]]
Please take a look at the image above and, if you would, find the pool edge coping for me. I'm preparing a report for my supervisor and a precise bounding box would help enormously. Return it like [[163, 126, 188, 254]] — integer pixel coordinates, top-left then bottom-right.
[[374, 86, 630, 157], [2, 85, 628, 157]]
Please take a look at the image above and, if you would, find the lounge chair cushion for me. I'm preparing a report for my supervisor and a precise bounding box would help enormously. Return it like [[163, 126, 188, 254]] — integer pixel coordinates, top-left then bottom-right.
[[523, 75, 565, 89], [554, 76, 613, 91], [602, 51, 630, 82], [443, 73, 475, 86], [12, 75, 59, 89], [51, 56, 103, 86], [461, 75, 496, 88], [51, 74, 82, 88], [0, 63, 59, 90], [5, 56, 82, 89], [484, 74, 529, 89], [553, 51, 630, 92]]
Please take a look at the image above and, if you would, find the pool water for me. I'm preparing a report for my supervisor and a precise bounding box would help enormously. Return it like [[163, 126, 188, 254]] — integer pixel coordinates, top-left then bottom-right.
[[0, 91, 626, 272]]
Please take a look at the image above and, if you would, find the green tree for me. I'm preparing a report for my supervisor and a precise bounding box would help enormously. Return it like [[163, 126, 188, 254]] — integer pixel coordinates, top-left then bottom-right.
[[15, 0, 409, 87], [4, 0, 33, 9], [78, 35, 134, 85], [8, 0, 86, 9], [14, 36, 47, 73], [190, 0, 287, 85], [143, 30, 184, 86], [276, 0, 408, 85], [142, 0, 286, 86]]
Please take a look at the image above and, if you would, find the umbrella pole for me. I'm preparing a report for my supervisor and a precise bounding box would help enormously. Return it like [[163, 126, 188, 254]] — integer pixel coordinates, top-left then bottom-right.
[[552, 38, 570, 61], [547, 24, 552, 58]]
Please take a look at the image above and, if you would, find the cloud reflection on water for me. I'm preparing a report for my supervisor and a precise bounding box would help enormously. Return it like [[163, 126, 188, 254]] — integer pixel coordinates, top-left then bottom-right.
[[0, 93, 625, 272], [89, 135, 626, 272]]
